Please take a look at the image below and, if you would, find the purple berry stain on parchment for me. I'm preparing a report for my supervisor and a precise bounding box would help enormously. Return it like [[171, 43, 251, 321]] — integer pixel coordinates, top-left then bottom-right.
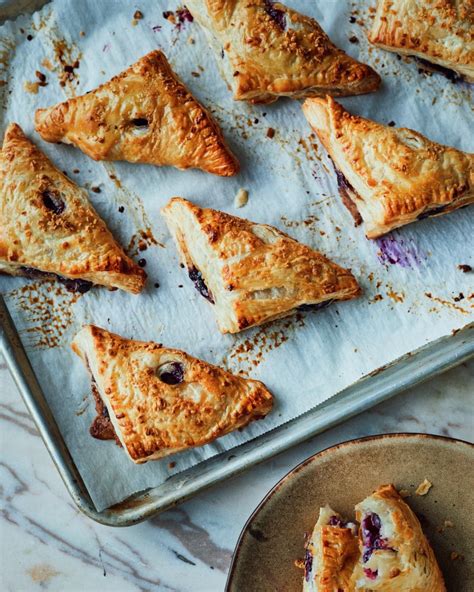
[[376, 234, 424, 268]]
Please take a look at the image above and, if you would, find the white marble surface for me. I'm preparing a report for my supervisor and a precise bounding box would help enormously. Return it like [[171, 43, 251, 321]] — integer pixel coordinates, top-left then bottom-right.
[[0, 357, 472, 592]]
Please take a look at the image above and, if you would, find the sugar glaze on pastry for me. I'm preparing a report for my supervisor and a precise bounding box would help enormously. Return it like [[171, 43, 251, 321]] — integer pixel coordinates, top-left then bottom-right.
[[71, 326, 273, 463], [303, 96, 474, 238], [162, 197, 361, 334], [186, 0, 381, 103], [0, 123, 146, 294], [35, 50, 239, 176]]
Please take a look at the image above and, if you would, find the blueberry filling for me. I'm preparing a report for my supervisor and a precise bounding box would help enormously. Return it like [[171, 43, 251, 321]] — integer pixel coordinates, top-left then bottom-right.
[[331, 163, 363, 226], [19, 266, 92, 294], [304, 549, 313, 582], [188, 267, 215, 303], [414, 57, 464, 83], [158, 361, 185, 385], [417, 204, 447, 220], [130, 117, 149, 127], [176, 7, 194, 24], [361, 513, 391, 562], [328, 515, 344, 527], [264, 0, 286, 29], [364, 568, 378, 580], [42, 190, 65, 214], [297, 300, 333, 312]]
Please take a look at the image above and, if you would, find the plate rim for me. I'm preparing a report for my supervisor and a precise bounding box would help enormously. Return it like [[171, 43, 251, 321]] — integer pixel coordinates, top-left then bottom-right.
[[225, 432, 474, 591]]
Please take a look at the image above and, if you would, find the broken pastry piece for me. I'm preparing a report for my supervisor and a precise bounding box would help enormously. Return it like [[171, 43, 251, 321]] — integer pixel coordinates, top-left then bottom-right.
[[162, 197, 360, 334], [303, 505, 359, 592], [0, 123, 145, 294], [186, 0, 381, 103], [352, 484, 446, 591], [35, 50, 239, 176], [71, 325, 273, 463], [369, 0, 474, 83], [303, 96, 474, 238]]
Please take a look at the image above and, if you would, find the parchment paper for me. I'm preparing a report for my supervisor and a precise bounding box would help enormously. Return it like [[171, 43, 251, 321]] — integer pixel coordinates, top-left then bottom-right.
[[1, 0, 472, 511]]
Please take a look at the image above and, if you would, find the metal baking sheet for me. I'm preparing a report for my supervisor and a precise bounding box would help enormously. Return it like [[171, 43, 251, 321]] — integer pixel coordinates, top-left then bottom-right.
[[1, 0, 473, 522], [2, 294, 473, 525]]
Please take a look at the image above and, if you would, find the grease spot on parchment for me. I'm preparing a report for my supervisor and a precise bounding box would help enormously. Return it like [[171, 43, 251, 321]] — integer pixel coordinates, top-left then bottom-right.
[[7, 281, 82, 349], [28, 563, 60, 584], [52, 38, 81, 90], [223, 314, 306, 375], [376, 234, 424, 268]]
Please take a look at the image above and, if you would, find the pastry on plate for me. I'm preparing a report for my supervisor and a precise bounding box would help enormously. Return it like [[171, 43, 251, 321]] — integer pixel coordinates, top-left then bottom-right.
[[303, 505, 359, 592], [369, 0, 474, 83], [185, 0, 381, 103], [161, 197, 360, 334], [0, 123, 145, 294], [303, 96, 474, 238], [71, 325, 273, 463], [35, 50, 239, 176], [352, 484, 446, 591]]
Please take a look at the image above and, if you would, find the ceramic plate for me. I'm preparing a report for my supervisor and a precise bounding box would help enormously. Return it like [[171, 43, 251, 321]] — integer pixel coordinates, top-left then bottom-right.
[[226, 434, 473, 591]]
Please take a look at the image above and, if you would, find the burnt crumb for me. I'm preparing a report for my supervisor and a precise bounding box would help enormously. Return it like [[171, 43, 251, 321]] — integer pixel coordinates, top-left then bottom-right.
[[154, 282, 160, 288], [180, 263, 185, 269], [233, 71, 240, 77], [27, 34, 33, 41], [388, 121, 396, 127], [91, 186, 101, 193], [254, 118, 259, 124], [220, 48, 225, 58], [169, 461, 176, 469], [35, 70, 47, 86], [349, 16, 357, 23], [133, 10, 143, 20], [73, 168, 80, 174], [453, 293, 464, 302], [266, 127, 275, 139], [118, 205, 125, 213], [138, 258, 147, 267], [349, 35, 359, 44], [178, 284, 183, 288], [458, 264, 472, 273], [262, 112, 267, 117], [191, 71, 200, 77]]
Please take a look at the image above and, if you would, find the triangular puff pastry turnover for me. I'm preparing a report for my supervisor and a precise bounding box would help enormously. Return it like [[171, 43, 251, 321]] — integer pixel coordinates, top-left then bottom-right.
[[369, 0, 474, 83], [303, 96, 474, 238], [35, 50, 239, 176], [303, 505, 359, 592], [71, 325, 273, 463], [185, 0, 381, 103], [161, 198, 360, 334], [0, 124, 145, 294], [352, 484, 446, 591]]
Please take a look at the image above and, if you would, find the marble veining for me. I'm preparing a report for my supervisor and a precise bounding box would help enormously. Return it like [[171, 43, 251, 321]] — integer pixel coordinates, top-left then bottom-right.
[[0, 359, 472, 591]]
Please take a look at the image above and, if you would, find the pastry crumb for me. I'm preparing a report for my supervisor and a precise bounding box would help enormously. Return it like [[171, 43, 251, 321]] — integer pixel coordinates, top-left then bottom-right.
[[458, 264, 472, 273], [450, 551, 464, 561], [415, 478, 432, 496], [294, 558, 305, 570], [24, 81, 39, 94], [398, 489, 411, 498], [168, 461, 176, 469], [188, 36, 195, 44], [266, 127, 275, 139], [235, 188, 249, 208], [79, 30, 85, 37], [437, 519, 454, 532]]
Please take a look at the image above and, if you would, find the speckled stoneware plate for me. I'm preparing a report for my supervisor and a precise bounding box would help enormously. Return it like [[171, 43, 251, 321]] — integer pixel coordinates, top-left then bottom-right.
[[226, 433, 473, 592]]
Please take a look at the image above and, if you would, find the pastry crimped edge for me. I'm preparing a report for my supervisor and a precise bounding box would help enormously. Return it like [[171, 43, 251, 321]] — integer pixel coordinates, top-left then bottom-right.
[[71, 325, 273, 463], [35, 50, 240, 176], [0, 123, 146, 294], [161, 197, 361, 334]]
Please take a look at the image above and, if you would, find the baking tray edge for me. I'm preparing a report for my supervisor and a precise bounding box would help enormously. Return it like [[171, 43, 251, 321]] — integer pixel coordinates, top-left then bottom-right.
[[1, 294, 473, 525]]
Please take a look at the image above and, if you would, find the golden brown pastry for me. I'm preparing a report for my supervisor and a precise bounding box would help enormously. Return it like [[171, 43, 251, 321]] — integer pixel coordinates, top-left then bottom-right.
[[369, 0, 474, 83], [35, 50, 239, 176], [71, 325, 273, 463], [303, 505, 359, 592], [0, 123, 145, 294], [161, 197, 361, 334], [185, 0, 381, 103], [352, 484, 446, 591], [303, 96, 474, 238]]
